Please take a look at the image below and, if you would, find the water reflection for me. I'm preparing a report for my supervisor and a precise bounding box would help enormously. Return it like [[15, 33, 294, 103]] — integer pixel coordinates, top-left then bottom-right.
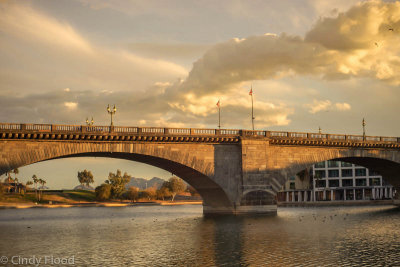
[[0, 205, 399, 266]]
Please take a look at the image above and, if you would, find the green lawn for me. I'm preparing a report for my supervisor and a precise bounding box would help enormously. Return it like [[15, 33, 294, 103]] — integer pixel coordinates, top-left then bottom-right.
[[0, 190, 96, 204], [62, 190, 96, 202]]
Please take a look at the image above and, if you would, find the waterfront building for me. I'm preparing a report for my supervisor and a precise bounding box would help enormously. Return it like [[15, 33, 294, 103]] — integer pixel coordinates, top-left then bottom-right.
[[277, 160, 395, 203]]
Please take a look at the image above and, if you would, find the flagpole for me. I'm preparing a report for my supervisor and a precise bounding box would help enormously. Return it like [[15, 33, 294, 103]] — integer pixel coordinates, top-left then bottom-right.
[[251, 93, 254, 130], [250, 85, 254, 131], [216, 100, 221, 129]]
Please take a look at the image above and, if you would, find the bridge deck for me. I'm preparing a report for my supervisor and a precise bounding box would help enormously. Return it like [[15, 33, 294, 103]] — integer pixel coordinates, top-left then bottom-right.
[[0, 122, 399, 148]]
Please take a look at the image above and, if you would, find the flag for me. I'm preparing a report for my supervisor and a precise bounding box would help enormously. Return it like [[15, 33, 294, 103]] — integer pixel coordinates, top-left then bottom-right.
[[249, 86, 253, 96], [216, 100, 220, 108]]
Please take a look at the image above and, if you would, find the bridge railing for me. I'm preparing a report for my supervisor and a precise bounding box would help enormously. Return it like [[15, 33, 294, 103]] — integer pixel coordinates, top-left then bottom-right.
[[0, 123, 21, 130], [87, 126, 111, 132], [220, 129, 240, 135], [193, 129, 215, 135], [269, 131, 288, 137], [0, 122, 399, 144], [114, 126, 137, 133], [328, 134, 346, 140], [167, 128, 191, 135], [139, 127, 164, 134], [25, 124, 52, 131], [54, 125, 82, 132]]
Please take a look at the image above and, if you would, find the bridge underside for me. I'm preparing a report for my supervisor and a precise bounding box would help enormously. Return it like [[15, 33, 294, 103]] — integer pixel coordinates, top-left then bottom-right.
[[47, 152, 240, 214], [338, 157, 400, 188]]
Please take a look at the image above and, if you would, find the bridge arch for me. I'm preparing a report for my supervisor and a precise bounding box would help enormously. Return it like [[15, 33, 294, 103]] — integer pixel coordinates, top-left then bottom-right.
[[0, 141, 235, 213], [240, 190, 275, 206], [263, 146, 400, 189], [283, 156, 400, 189], [55, 152, 232, 207]]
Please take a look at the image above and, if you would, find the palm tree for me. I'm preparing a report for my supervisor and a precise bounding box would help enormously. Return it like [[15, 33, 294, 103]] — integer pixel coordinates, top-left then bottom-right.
[[13, 168, 19, 179], [32, 175, 38, 201], [13, 169, 19, 193], [26, 181, 33, 190], [38, 179, 43, 201], [38, 178, 46, 201], [5, 171, 13, 192], [14, 177, 19, 193]]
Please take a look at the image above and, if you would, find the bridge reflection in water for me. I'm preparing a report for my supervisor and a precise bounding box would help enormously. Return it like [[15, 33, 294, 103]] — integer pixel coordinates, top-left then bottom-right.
[[0, 122, 399, 214]]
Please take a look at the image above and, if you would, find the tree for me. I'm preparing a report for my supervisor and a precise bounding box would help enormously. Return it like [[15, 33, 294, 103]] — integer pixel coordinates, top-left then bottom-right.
[[165, 177, 186, 201], [156, 186, 172, 201], [13, 168, 19, 179], [140, 187, 156, 201], [13, 169, 19, 193], [0, 183, 4, 200], [26, 181, 33, 194], [14, 177, 19, 193], [38, 178, 46, 201], [32, 175, 38, 201], [127, 186, 139, 202], [77, 169, 94, 188], [5, 171, 13, 192], [105, 169, 131, 198], [5, 171, 12, 183], [95, 183, 112, 201]]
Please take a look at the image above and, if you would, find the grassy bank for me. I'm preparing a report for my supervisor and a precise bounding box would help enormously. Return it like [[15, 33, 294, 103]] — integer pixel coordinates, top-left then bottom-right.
[[0, 190, 203, 209], [0, 190, 96, 204]]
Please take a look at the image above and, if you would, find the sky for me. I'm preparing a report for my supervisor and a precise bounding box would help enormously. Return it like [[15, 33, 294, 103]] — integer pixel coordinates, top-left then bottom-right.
[[1, 0, 400, 188]]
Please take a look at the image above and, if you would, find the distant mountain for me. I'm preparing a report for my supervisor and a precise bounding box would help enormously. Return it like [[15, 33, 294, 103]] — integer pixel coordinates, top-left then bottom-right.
[[125, 177, 165, 190], [74, 185, 94, 191]]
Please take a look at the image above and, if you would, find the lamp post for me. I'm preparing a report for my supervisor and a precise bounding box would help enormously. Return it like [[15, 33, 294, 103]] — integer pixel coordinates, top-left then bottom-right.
[[362, 118, 366, 140], [216, 100, 221, 129], [85, 117, 94, 126], [318, 126, 322, 134], [107, 105, 116, 126], [249, 86, 255, 131]]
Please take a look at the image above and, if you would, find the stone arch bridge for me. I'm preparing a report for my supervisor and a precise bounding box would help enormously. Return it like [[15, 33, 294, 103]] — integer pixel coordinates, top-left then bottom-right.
[[1, 123, 399, 214]]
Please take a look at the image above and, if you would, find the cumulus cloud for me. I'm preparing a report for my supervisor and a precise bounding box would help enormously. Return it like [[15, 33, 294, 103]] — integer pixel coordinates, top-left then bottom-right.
[[306, 100, 332, 114], [149, 0, 396, 127], [180, 0, 400, 100], [64, 102, 78, 109], [335, 102, 351, 111], [305, 99, 351, 114]]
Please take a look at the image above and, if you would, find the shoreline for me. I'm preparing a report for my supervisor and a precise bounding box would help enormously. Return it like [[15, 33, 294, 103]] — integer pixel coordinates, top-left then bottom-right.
[[278, 199, 395, 207], [0, 201, 203, 209]]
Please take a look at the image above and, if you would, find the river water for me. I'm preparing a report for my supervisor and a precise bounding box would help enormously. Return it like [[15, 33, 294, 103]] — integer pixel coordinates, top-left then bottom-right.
[[0, 205, 399, 266]]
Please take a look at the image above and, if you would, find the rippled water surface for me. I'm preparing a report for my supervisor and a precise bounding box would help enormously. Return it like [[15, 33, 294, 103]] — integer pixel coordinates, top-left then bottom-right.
[[0, 205, 399, 266]]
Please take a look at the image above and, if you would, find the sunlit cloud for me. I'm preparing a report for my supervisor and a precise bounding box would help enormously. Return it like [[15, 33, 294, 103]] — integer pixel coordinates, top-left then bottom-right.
[[64, 102, 78, 110], [305, 99, 351, 114], [335, 102, 351, 111], [0, 2, 188, 95], [0, 3, 92, 53], [306, 100, 332, 114]]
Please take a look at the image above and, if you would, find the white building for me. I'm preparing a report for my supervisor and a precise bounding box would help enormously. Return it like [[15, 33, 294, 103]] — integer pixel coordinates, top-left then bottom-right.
[[277, 160, 395, 203]]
